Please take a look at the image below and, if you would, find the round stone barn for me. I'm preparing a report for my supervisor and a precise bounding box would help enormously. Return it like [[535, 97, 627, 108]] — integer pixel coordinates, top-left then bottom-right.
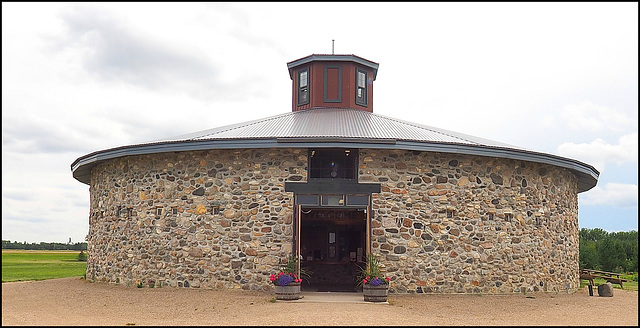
[[71, 54, 599, 294]]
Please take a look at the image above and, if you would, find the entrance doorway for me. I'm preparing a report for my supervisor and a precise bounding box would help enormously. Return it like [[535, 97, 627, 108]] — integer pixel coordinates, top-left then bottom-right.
[[299, 207, 367, 292]]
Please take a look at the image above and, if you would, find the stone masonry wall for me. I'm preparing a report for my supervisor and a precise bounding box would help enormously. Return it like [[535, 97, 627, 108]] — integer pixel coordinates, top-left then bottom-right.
[[87, 148, 306, 291], [359, 149, 580, 294], [87, 147, 580, 294]]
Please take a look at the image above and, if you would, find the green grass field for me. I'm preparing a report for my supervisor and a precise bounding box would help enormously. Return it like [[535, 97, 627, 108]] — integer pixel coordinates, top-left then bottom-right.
[[2, 250, 87, 283]]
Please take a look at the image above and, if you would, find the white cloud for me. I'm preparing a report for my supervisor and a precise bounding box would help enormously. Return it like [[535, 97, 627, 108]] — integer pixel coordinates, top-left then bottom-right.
[[579, 183, 638, 208], [556, 133, 638, 172], [561, 101, 636, 133], [50, 6, 227, 99]]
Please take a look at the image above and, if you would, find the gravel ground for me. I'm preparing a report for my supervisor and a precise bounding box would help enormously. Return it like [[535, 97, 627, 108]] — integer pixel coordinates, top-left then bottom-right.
[[2, 277, 638, 326]]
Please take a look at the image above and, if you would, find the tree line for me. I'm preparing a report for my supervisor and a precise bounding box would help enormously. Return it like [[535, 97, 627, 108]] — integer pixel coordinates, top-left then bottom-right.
[[2, 240, 87, 251], [579, 228, 638, 273]]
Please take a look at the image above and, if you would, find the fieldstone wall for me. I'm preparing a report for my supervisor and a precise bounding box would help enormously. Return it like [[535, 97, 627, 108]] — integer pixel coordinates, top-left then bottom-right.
[[87, 148, 306, 291], [360, 149, 580, 294], [86, 147, 580, 294]]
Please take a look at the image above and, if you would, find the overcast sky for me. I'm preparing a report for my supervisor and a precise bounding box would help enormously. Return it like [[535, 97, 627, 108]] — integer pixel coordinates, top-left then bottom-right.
[[2, 2, 638, 244]]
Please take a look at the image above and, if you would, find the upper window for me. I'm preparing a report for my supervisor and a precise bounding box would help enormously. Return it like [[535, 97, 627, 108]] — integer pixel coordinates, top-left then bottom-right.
[[356, 69, 367, 106], [309, 148, 358, 179], [298, 69, 309, 106]]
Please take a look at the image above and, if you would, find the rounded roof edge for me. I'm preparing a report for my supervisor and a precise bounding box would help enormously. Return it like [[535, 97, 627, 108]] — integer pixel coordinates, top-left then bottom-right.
[[71, 136, 599, 193]]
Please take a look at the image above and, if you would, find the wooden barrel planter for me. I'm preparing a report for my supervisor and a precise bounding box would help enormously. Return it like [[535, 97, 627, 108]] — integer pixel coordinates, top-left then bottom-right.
[[362, 284, 388, 302], [274, 282, 301, 300]]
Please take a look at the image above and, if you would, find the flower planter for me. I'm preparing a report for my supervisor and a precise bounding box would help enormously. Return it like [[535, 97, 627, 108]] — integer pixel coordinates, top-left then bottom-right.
[[363, 283, 388, 302], [274, 282, 301, 300]]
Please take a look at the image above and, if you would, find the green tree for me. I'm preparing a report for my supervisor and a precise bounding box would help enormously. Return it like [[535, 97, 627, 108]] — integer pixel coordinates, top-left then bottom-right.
[[597, 237, 626, 272], [579, 239, 599, 270], [579, 228, 638, 272], [579, 228, 608, 242]]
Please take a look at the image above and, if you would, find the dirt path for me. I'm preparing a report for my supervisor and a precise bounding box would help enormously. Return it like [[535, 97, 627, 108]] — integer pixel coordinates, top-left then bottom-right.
[[2, 277, 638, 326]]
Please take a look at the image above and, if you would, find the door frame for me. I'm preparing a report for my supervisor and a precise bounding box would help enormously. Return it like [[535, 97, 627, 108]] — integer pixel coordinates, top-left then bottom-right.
[[295, 204, 370, 277]]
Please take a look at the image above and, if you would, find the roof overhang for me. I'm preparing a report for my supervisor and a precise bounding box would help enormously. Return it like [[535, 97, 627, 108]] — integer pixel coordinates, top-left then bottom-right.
[[71, 137, 599, 193], [287, 54, 379, 80]]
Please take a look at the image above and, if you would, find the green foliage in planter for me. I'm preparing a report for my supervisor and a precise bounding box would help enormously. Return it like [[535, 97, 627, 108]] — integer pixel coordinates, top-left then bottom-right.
[[357, 254, 390, 287], [282, 254, 312, 282]]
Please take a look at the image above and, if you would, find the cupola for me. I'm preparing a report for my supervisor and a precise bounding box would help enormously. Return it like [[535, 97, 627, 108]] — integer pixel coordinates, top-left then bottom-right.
[[287, 54, 379, 112]]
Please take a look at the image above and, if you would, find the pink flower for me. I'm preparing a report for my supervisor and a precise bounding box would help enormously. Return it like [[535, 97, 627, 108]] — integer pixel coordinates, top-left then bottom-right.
[[385, 277, 391, 281]]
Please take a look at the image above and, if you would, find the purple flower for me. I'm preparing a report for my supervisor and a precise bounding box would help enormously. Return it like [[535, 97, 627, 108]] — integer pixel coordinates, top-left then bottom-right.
[[369, 277, 384, 286], [277, 273, 294, 286]]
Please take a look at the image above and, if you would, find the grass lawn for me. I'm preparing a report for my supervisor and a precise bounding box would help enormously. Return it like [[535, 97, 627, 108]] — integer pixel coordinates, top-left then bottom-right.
[[2, 250, 87, 283]]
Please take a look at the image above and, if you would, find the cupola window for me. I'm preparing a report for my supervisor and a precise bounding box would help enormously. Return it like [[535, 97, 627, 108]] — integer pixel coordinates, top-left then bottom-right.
[[356, 69, 367, 106], [298, 69, 309, 106]]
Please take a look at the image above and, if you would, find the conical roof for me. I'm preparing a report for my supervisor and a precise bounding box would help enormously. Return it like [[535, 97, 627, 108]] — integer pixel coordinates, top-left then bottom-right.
[[71, 107, 598, 192], [158, 108, 515, 146]]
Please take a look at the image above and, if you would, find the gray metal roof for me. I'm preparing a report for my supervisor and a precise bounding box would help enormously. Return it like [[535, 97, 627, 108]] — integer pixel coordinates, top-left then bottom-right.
[[157, 108, 519, 146], [71, 107, 599, 192]]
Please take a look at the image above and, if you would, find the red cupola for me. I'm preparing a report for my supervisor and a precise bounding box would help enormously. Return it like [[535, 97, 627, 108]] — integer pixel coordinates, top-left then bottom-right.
[[287, 54, 379, 112]]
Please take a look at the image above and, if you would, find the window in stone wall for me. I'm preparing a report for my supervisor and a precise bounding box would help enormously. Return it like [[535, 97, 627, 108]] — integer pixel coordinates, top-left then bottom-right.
[[346, 194, 369, 206], [488, 213, 494, 220], [321, 194, 344, 206], [120, 208, 131, 217], [172, 208, 178, 215], [505, 213, 513, 222], [156, 208, 162, 216], [297, 194, 320, 205], [309, 148, 358, 179]]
